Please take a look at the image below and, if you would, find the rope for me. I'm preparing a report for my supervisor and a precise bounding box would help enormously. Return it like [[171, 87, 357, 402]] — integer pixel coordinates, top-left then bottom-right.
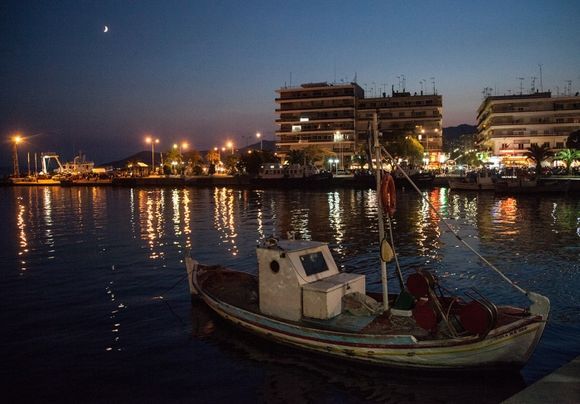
[[385, 212, 405, 289], [379, 146, 528, 296], [152, 267, 192, 300]]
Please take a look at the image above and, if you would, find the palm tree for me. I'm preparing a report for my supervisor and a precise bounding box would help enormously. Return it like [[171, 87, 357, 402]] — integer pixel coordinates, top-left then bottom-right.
[[286, 149, 306, 165], [525, 144, 553, 179], [555, 148, 580, 175]]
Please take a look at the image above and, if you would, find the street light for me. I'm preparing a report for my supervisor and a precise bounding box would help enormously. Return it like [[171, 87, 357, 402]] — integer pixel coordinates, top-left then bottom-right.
[[256, 132, 262, 150], [145, 136, 160, 174], [226, 141, 234, 154], [12, 135, 22, 177], [173, 142, 188, 155]]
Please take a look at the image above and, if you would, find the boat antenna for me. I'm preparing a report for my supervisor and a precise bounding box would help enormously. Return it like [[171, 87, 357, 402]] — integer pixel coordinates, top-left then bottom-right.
[[379, 145, 530, 296]]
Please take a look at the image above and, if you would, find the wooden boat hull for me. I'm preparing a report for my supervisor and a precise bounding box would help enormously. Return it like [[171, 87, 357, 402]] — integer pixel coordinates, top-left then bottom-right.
[[448, 179, 495, 191], [186, 260, 547, 370]]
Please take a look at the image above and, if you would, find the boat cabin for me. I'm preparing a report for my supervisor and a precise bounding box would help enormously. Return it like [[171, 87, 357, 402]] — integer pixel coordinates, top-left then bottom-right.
[[257, 239, 365, 321]]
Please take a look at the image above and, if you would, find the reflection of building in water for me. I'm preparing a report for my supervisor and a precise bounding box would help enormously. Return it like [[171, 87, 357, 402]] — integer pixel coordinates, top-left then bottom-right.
[[42, 187, 55, 251], [139, 190, 166, 260], [409, 188, 443, 259], [16, 196, 28, 271], [213, 188, 239, 257], [327, 191, 345, 251], [182, 189, 192, 249]]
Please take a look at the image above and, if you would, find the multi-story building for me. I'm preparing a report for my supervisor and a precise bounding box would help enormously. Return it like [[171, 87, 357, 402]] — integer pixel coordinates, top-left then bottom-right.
[[275, 82, 362, 170], [356, 91, 443, 166], [275, 82, 443, 169], [477, 92, 580, 166]]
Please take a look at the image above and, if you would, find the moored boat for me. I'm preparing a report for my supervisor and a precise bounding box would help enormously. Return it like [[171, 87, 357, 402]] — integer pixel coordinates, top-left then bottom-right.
[[185, 115, 550, 370], [494, 177, 570, 194], [448, 170, 496, 191]]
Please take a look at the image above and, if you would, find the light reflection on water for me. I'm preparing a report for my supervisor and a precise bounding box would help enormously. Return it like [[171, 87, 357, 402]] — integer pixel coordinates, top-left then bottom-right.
[[0, 186, 579, 403]]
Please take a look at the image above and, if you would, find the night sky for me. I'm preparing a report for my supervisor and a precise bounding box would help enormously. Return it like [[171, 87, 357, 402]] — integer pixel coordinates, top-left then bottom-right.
[[1, 0, 579, 164]]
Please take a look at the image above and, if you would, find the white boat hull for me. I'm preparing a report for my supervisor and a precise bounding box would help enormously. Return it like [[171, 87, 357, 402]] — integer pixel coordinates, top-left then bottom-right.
[[186, 259, 547, 370]]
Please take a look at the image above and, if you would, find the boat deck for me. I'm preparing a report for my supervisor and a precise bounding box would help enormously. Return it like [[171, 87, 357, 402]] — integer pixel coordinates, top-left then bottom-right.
[[199, 266, 530, 340]]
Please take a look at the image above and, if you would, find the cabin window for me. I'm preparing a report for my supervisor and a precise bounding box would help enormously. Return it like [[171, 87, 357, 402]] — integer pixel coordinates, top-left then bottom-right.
[[299, 252, 328, 276]]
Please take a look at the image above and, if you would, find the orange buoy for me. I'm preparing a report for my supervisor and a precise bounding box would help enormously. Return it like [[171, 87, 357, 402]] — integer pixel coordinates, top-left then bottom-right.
[[380, 173, 396, 216]]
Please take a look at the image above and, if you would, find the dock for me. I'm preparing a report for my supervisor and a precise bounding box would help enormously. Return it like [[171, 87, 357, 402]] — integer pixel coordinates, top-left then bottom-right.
[[503, 355, 580, 403]]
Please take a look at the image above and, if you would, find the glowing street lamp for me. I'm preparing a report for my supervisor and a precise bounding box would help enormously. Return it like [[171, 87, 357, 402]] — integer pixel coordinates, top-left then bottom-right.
[[12, 135, 22, 177], [226, 141, 234, 154], [173, 142, 188, 156], [145, 136, 160, 174], [256, 132, 262, 150]]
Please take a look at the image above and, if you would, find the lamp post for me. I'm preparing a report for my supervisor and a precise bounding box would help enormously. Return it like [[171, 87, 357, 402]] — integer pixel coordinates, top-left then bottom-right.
[[145, 136, 160, 175], [256, 132, 262, 150], [226, 141, 234, 155], [12, 135, 22, 177], [334, 131, 343, 170]]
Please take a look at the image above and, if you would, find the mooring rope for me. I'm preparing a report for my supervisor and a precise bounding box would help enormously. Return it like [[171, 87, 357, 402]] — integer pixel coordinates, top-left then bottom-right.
[[380, 145, 528, 296]]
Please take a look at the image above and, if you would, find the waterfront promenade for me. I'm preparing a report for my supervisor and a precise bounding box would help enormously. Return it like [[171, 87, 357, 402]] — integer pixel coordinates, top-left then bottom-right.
[[503, 355, 580, 403], [3, 174, 580, 192]]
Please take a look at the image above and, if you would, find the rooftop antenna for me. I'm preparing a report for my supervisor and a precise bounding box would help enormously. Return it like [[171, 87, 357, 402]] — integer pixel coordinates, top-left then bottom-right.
[[289, 72, 292, 87], [538, 64, 543, 92], [353, 72, 357, 83], [372, 81, 376, 97], [396, 76, 401, 92], [381, 83, 387, 96], [530, 77, 537, 93], [516, 77, 524, 95], [565, 80, 572, 96], [430, 77, 436, 95], [419, 79, 425, 93], [401, 74, 406, 92]]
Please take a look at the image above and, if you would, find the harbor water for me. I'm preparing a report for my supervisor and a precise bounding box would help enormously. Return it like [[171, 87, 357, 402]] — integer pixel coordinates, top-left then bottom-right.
[[1, 186, 579, 403]]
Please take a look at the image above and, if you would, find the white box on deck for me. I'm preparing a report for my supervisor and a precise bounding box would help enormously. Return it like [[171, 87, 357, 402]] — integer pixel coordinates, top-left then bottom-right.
[[302, 272, 365, 319]]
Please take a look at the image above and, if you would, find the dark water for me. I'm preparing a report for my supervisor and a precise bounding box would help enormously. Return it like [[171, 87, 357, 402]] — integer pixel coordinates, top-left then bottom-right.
[[1, 186, 579, 403]]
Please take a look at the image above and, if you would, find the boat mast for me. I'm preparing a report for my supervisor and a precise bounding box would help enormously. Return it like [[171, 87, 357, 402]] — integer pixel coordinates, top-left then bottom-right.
[[373, 111, 389, 311]]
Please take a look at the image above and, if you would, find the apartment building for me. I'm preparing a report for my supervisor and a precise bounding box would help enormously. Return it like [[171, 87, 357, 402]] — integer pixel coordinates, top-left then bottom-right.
[[275, 82, 443, 168], [357, 91, 443, 166], [477, 92, 580, 165], [275, 82, 362, 170]]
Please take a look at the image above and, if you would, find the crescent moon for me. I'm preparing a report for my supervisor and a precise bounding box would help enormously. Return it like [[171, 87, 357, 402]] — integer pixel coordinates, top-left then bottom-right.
[[104, 25, 109, 33]]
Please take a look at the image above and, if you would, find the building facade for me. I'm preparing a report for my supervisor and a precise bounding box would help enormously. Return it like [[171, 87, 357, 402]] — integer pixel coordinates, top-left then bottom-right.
[[275, 82, 362, 170], [477, 92, 580, 166], [275, 82, 443, 169], [356, 91, 443, 167]]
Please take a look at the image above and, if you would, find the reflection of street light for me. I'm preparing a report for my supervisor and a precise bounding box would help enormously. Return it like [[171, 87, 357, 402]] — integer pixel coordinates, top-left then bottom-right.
[[12, 135, 22, 177], [145, 136, 160, 174], [256, 132, 262, 150]]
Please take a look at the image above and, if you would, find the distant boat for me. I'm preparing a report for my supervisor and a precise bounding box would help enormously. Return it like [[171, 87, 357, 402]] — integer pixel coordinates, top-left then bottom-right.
[[494, 178, 570, 194], [253, 164, 333, 188], [10, 176, 61, 186], [448, 170, 495, 191], [58, 153, 95, 176]]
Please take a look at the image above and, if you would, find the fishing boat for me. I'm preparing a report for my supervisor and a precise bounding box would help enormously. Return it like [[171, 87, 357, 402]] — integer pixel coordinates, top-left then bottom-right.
[[494, 177, 570, 194], [185, 115, 549, 370], [448, 170, 496, 191], [252, 163, 333, 188]]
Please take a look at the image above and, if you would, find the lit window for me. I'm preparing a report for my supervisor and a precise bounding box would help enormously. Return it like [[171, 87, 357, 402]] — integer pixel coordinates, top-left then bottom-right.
[[292, 125, 301, 132], [300, 117, 309, 122]]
